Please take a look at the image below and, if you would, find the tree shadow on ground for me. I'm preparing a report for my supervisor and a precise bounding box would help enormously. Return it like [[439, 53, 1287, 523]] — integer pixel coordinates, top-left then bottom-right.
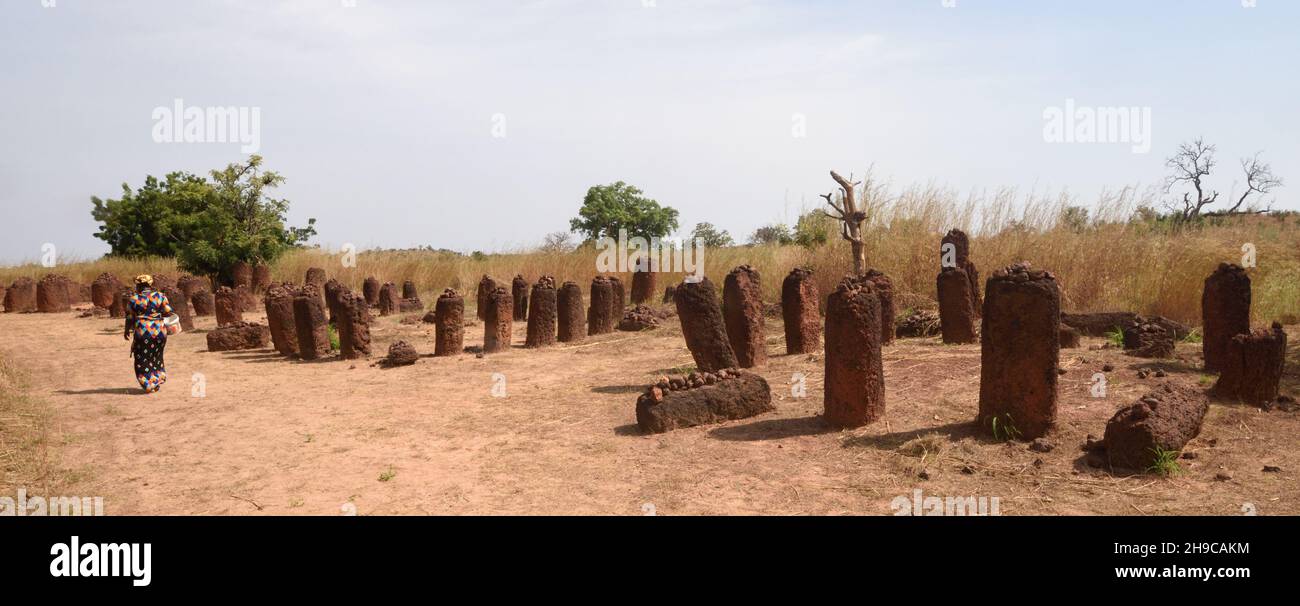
[[840, 420, 994, 451], [708, 416, 834, 441], [55, 387, 141, 396]]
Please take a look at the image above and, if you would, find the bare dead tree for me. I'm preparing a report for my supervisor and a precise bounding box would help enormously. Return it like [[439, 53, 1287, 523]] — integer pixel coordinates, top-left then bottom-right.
[[1164, 138, 1282, 221], [820, 170, 867, 274]]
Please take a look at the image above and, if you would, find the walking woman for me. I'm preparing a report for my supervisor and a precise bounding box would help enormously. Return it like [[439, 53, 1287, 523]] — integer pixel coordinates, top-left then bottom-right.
[[123, 275, 175, 393]]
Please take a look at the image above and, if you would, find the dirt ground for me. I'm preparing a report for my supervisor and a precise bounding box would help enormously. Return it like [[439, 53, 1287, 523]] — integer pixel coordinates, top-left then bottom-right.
[[2, 303, 1297, 516]]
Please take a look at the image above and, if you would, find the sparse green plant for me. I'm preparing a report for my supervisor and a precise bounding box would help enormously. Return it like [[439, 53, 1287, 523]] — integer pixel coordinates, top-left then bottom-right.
[[378, 466, 396, 482], [1105, 326, 1126, 347], [1146, 446, 1181, 476], [989, 413, 1021, 442], [328, 325, 340, 350], [1181, 328, 1203, 344]]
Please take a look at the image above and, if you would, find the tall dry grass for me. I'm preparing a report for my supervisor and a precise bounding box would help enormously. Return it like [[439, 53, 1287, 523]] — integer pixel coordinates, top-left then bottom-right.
[[4, 185, 1297, 326]]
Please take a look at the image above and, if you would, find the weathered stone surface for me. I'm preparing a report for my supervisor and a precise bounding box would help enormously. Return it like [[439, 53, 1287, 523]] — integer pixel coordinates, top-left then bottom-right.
[[324, 279, 347, 325], [263, 283, 300, 356], [160, 287, 194, 332], [178, 275, 207, 299], [230, 261, 253, 290], [386, 340, 419, 366], [304, 267, 327, 290], [631, 269, 657, 305], [36, 274, 72, 313], [1103, 385, 1208, 471], [434, 289, 464, 356], [824, 274, 885, 428], [674, 278, 738, 373], [610, 276, 626, 318], [1059, 325, 1081, 349], [723, 265, 766, 367], [525, 276, 557, 347], [1123, 321, 1175, 358], [781, 268, 821, 354], [977, 263, 1060, 440], [476, 275, 497, 321], [362, 277, 381, 306], [635, 369, 774, 434], [1202, 263, 1251, 372], [214, 286, 243, 326], [337, 290, 371, 360], [377, 282, 399, 316], [1062, 311, 1191, 340], [236, 284, 259, 313], [91, 273, 122, 309], [3, 278, 36, 313], [401, 280, 419, 301], [864, 269, 896, 345], [557, 281, 585, 343], [662, 285, 677, 304], [941, 228, 982, 316], [293, 286, 331, 360], [190, 290, 215, 317], [512, 275, 529, 322], [150, 274, 176, 293], [618, 304, 662, 331], [72, 282, 91, 304], [937, 267, 977, 344], [398, 298, 423, 313], [483, 286, 513, 353], [588, 276, 616, 335], [1212, 322, 1287, 405], [206, 322, 270, 352], [252, 264, 271, 293], [111, 288, 133, 319]]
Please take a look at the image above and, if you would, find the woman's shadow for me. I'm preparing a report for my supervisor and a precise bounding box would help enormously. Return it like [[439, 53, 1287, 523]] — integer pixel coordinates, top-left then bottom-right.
[[56, 387, 142, 396]]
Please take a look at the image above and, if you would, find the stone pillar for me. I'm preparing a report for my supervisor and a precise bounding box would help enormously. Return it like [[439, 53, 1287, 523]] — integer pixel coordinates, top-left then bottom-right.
[[557, 281, 585, 343], [190, 290, 215, 317], [305, 267, 327, 290], [483, 286, 513, 353], [337, 290, 372, 360], [402, 280, 420, 301], [377, 282, 399, 316], [36, 275, 72, 313], [723, 265, 766, 368], [214, 286, 243, 326], [941, 228, 982, 315], [293, 285, 331, 360], [631, 269, 657, 305], [362, 277, 381, 307], [525, 276, 557, 348], [673, 278, 738, 372], [251, 264, 271, 294], [662, 285, 677, 304], [264, 284, 300, 356], [977, 263, 1060, 440], [91, 273, 121, 309], [1212, 322, 1286, 406], [937, 267, 977, 344], [476, 275, 497, 321], [434, 289, 464, 356], [324, 279, 346, 325], [231, 261, 253, 290], [512, 275, 529, 322], [781, 268, 821, 354], [1201, 263, 1251, 372], [865, 269, 895, 345], [588, 276, 616, 335], [112, 289, 132, 319], [610, 276, 626, 317], [6, 277, 39, 313], [823, 275, 885, 428], [178, 275, 207, 299], [161, 287, 194, 332]]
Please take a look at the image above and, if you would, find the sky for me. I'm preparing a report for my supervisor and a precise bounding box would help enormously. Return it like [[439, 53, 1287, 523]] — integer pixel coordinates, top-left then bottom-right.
[[1, 0, 1296, 264]]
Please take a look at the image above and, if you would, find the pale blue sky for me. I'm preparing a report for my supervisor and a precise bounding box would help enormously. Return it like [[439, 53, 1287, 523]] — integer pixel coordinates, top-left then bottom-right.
[[1, 0, 1296, 263]]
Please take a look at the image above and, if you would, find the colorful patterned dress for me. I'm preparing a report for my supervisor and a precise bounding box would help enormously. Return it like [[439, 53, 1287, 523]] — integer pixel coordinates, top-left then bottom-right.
[[126, 289, 174, 393]]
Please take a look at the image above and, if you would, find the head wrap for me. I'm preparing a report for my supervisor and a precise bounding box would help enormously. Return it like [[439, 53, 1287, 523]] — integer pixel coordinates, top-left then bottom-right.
[[134, 274, 154, 286]]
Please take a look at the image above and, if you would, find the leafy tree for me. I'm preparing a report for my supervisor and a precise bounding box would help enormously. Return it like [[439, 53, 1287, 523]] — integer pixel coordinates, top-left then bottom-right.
[[793, 210, 833, 248], [538, 231, 576, 253], [689, 222, 734, 248], [90, 172, 215, 258], [749, 223, 794, 246], [569, 181, 679, 241], [91, 155, 315, 283], [1059, 206, 1091, 232]]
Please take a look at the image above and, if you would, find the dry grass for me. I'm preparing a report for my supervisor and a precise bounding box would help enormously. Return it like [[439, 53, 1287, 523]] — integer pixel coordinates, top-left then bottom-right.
[[0, 352, 59, 495], [5, 185, 1298, 325]]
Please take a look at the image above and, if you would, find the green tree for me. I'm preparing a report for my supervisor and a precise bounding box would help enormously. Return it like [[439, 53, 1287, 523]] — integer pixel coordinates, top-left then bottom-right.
[[749, 223, 794, 246], [793, 210, 833, 248], [569, 181, 679, 241], [90, 172, 215, 257], [91, 155, 316, 283], [689, 222, 734, 248]]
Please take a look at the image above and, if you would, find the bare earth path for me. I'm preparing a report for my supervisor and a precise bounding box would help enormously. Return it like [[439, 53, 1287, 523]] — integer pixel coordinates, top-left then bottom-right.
[[3, 307, 1297, 515]]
